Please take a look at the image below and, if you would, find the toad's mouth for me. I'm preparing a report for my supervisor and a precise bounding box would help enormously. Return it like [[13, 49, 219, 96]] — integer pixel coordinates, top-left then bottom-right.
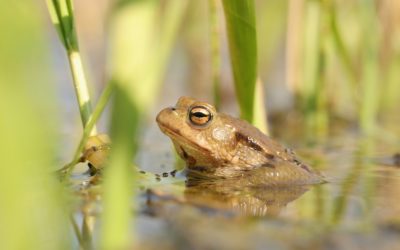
[[157, 122, 211, 155]]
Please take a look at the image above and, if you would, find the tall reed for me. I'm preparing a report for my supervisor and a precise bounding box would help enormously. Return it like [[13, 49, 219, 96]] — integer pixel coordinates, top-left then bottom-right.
[[221, 0, 268, 133]]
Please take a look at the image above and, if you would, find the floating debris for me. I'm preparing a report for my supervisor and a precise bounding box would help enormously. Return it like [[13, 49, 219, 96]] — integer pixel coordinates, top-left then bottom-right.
[[170, 169, 177, 177]]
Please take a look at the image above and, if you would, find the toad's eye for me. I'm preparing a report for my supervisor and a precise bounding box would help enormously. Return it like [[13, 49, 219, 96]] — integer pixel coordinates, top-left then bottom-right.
[[189, 106, 213, 126]]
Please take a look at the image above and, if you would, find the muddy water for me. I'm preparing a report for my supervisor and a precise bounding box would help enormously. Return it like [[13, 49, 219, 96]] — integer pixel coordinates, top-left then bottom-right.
[[70, 119, 400, 250]]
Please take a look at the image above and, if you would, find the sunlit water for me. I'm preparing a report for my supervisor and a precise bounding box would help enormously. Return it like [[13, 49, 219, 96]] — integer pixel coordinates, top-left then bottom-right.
[[70, 121, 400, 249]]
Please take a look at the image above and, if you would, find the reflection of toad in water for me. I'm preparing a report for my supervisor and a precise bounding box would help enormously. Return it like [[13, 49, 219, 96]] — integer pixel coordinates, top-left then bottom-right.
[[182, 170, 310, 216]]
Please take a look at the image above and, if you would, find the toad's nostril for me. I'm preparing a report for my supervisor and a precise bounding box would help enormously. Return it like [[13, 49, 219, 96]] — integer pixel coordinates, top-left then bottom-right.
[[170, 107, 176, 111]]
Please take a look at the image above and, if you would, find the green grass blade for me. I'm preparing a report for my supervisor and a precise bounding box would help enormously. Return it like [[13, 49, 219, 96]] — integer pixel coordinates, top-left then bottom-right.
[[101, 86, 138, 249], [222, 0, 258, 123]]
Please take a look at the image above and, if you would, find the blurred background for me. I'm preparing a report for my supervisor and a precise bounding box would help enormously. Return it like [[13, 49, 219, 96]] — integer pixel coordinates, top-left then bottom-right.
[[1, 0, 400, 249], [50, 0, 400, 141]]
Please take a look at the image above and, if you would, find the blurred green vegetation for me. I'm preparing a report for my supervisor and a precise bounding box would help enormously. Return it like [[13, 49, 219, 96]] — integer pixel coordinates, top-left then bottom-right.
[[209, 0, 222, 110], [101, 0, 186, 248], [0, 1, 70, 249], [286, 0, 400, 137], [2, 0, 400, 249]]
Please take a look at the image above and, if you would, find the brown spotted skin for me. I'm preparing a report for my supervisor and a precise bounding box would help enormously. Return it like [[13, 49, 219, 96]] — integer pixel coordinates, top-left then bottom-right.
[[156, 97, 323, 186]]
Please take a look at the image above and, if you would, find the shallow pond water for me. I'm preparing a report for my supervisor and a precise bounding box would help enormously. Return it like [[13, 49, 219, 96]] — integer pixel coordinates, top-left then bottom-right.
[[70, 121, 400, 250]]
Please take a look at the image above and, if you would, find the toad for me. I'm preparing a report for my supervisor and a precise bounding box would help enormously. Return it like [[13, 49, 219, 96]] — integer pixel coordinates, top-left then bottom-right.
[[156, 97, 323, 185]]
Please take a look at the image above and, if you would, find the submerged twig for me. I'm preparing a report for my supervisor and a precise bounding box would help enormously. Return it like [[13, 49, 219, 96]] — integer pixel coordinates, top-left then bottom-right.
[[69, 214, 84, 247]]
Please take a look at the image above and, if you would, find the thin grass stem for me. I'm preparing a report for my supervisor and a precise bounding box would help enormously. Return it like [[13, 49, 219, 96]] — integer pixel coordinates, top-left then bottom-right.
[[67, 51, 97, 134], [46, 0, 96, 134], [59, 82, 114, 178]]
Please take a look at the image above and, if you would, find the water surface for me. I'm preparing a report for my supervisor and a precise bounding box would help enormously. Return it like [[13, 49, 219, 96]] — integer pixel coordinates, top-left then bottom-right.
[[72, 123, 400, 249]]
